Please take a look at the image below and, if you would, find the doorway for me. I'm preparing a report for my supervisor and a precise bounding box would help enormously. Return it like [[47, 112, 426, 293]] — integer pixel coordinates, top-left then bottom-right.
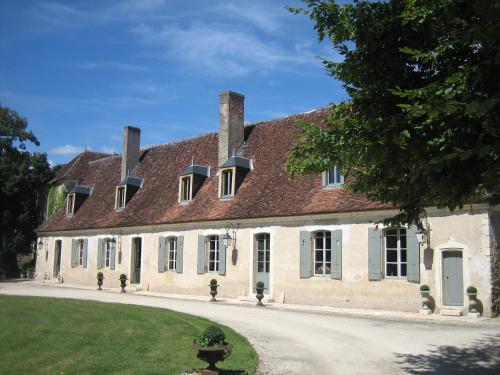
[[53, 240, 62, 277], [254, 233, 270, 293], [131, 237, 142, 284], [442, 250, 464, 306]]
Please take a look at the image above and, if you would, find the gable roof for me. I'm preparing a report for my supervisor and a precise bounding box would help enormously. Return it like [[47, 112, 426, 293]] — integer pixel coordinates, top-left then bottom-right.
[[54, 150, 110, 182], [38, 109, 390, 233]]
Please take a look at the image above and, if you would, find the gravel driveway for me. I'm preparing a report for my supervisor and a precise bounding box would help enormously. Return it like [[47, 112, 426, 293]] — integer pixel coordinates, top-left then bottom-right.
[[1, 281, 499, 374]]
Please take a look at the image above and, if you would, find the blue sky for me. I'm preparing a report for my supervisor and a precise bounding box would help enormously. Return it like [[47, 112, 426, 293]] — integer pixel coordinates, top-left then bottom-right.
[[0, 0, 346, 166]]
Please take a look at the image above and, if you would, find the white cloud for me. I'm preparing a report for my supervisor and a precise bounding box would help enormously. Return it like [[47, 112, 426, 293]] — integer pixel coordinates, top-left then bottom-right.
[[49, 144, 85, 155], [132, 22, 315, 77]]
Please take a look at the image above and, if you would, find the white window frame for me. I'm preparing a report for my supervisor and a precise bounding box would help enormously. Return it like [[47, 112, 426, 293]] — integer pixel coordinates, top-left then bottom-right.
[[67, 193, 75, 215], [167, 236, 177, 271], [384, 228, 407, 278], [326, 166, 344, 187], [219, 167, 235, 198], [207, 235, 219, 272], [313, 231, 332, 276], [115, 186, 126, 210], [256, 233, 270, 273], [104, 240, 112, 268], [78, 239, 84, 267]]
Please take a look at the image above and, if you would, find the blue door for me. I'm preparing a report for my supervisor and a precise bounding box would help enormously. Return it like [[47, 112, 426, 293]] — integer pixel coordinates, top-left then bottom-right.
[[442, 251, 464, 306]]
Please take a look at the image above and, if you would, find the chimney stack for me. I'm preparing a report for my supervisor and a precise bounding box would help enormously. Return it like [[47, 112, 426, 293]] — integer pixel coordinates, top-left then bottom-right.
[[121, 126, 141, 181], [218, 91, 244, 167]]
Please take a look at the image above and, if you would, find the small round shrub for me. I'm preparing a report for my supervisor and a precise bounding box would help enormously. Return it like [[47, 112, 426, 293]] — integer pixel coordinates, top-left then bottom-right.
[[256, 281, 264, 289], [210, 278, 218, 286], [420, 284, 430, 292], [97, 272, 104, 278], [119, 274, 127, 280], [196, 326, 226, 347], [467, 286, 477, 294]]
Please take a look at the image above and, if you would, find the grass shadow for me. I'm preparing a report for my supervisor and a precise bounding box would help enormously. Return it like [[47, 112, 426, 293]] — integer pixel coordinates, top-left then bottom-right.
[[395, 334, 500, 374]]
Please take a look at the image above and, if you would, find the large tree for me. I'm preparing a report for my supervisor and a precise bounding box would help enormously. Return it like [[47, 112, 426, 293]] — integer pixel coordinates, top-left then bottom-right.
[[0, 105, 52, 277], [287, 0, 500, 227]]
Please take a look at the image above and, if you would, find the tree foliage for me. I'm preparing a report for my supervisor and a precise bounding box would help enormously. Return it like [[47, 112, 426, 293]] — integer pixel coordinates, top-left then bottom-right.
[[0, 105, 53, 277], [287, 0, 500, 227], [46, 184, 67, 219]]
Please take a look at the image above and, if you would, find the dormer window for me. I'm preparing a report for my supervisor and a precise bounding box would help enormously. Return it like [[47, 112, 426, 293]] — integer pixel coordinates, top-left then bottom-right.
[[67, 193, 75, 215], [66, 185, 91, 216], [221, 168, 234, 197], [322, 166, 344, 188], [178, 164, 209, 204], [116, 186, 126, 210], [180, 176, 191, 202], [115, 176, 143, 211], [218, 156, 251, 199]]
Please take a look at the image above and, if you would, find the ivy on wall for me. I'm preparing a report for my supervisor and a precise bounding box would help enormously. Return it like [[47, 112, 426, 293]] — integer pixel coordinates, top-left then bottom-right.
[[46, 184, 67, 218]]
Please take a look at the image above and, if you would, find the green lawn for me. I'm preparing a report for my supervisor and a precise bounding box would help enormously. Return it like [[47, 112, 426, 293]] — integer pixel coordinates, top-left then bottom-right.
[[0, 295, 257, 375]]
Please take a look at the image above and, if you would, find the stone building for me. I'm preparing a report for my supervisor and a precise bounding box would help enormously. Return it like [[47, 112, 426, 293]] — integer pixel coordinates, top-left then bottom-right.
[[36, 91, 500, 317]]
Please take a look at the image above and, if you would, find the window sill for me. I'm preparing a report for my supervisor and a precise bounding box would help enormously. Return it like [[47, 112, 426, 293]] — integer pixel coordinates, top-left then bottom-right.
[[115, 207, 125, 212], [219, 196, 233, 201], [383, 276, 408, 281], [313, 274, 332, 278], [179, 200, 191, 205], [323, 183, 344, 190]]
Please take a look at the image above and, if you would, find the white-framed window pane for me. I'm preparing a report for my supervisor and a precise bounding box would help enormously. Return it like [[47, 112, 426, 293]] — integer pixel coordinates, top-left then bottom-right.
[[78, 240, 84, 266], [384, 228, 407, 277], [314, 231, 331, 276], [167, 237, 177, 270], [105, 241, 111, 267], [208, 235, 219, 272], [181, 177, 191, 201], [327, 166, 344, 185], [222, 170, 233, 196]]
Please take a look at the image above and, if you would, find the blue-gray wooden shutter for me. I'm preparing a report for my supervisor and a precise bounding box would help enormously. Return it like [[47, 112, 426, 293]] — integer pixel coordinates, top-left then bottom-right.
[[406, 226, 420, 283], [82, 239, 88, 268], [110, 241, 116, 270], [176, 236, 184, 273], [71, 239, 77, 268], [158, 236, 165, 273], [331, 229, 342, 280], [97, 239, 103, 269], [218, 236, 226, 276], [197, 235, 205, 274], [299, 231, 312, 278], [368, 228, 382, 280], [321, 171, 328, 187]]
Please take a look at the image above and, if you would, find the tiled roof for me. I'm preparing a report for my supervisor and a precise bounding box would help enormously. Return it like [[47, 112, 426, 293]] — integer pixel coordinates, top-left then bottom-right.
[[54, 150, 110, 182], [38, 109, 390, 233]]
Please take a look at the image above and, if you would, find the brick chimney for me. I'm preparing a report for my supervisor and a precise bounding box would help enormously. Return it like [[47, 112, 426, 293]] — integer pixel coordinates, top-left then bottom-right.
[[121, 126, 141, 181], [218, 91, 244, 167]]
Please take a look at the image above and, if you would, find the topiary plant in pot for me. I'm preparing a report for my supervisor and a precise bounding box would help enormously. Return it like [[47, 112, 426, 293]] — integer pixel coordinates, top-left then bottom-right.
[[466, 286, 479, 314], [419, 284, 431, 313], [97, 272, 104, 290], [119, 274, 127, 293], [255, 281, 266, 306], [193, 326, 232, 372], [209, 279, 219, 302]]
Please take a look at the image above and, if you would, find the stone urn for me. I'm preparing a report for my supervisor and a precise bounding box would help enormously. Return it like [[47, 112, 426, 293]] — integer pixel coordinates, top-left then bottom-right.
[[209, 279, 219, 302], [119, 274, 127, 293], [421, 291, 431, 313], [97, 272, 104, 290], [255, 282, 266, 306], [466, 286, 480, 317], [192, 341, 232, 373]]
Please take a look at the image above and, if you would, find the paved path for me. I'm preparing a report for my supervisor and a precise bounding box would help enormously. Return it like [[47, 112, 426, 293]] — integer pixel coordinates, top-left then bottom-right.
[[1, 282, 500, 375]]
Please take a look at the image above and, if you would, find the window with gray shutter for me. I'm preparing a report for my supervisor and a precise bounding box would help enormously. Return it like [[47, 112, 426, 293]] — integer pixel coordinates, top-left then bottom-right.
[[71, 239, 77, 268], [97, 239, 103, 269], [300, 231, 312, 278], [158, 236, 165, 273], [368, 228, 382, 280], [331, 229, 342, 280], [83, 239, 88, 268], [197, 235, 206, 274], [176, 236, 184, 273], [110, 241, 116, 270], [218, 236, 226, 276], [406, 226, 420, 283]]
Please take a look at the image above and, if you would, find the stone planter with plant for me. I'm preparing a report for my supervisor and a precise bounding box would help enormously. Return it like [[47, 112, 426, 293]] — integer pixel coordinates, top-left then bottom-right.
[[97, 272, 104, 290], [255, 281, 266, 306], [209, 279, 219, 302], [119, 274, 127, 293], [193, 325, 232, 373], [419, 284, 432, 315], [467, 286, 479, 316]]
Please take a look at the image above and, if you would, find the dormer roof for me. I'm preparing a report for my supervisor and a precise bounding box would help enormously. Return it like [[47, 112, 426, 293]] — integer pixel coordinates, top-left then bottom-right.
[[180, 165, 210, 177], [119, 176, 143, 188], [220, 156, 252, 170], [69, 185, 92, 195]]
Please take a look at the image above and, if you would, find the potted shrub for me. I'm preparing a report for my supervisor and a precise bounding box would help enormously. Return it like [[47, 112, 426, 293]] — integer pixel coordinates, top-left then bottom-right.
[[193, 326, 232, 372], [255, 281, 266, 306], [119, 274, 127, 293], [467, 286, 479, 314], [97, 272, 104, 290], [419, 284, 431, 314], [209, 279, 219, 302], [26, 267, 34, 280]]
